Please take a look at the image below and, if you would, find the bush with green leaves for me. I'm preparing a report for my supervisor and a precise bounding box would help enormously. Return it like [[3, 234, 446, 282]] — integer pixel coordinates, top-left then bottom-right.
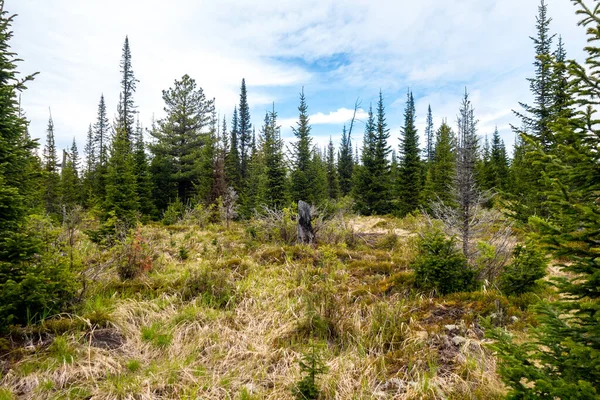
[[499, 243, 547, 295], [411, 230, 476, 295]]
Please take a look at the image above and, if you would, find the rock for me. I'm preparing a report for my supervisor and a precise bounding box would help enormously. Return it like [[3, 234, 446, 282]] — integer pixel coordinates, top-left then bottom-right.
[[452, 335, 467, 346]]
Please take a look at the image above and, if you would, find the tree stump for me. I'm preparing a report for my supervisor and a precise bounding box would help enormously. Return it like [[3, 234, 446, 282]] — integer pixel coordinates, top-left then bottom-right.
[[297, 200, 315, 244]]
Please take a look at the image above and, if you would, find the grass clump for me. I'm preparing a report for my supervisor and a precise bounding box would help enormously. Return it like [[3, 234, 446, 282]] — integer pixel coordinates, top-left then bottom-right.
[[141, 322, 172, 348]]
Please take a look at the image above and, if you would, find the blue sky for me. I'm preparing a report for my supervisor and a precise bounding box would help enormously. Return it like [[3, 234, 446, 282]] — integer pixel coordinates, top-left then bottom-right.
[[9, 0, 589, 157]]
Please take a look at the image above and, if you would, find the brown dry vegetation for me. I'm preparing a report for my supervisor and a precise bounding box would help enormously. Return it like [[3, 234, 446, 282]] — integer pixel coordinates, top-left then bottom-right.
[[0, 215, 544, 399]]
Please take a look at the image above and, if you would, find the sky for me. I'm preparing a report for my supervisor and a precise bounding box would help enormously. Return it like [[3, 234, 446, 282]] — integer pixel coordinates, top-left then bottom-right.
[[9, 0, 590, 157]]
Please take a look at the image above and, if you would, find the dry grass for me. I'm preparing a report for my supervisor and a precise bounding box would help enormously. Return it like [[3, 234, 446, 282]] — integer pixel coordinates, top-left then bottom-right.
[[0, 215, 539, 399]]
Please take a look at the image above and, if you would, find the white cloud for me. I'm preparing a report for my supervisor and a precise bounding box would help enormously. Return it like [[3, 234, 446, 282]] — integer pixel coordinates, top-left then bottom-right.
[[7, 0, 591, 156]]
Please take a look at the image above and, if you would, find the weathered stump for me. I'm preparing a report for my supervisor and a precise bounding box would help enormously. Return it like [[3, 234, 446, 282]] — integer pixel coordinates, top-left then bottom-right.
[[297, 200, 315, 244]]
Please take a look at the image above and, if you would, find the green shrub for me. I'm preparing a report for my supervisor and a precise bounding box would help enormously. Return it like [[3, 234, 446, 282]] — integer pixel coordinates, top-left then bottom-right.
[[411, 230, 476, 295], [0, 215, 78, 329], [499, 243, 547, 296], [162, 198, 185, 226], [293, 341, 328, 400]]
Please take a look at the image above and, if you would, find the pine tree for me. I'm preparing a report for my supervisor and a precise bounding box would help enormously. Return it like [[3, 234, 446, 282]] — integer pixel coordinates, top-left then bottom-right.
[[225, 107, 242, 192], [326, 137, 339, 200], [133, 120, 156, 218], [150, 74, 215, 207], [105, 126, 138, 224], [490, 3, 600, 396], [43, 112, 60, 216], [425, 105, 434, 163], [117, 36, 137, 142], [398, 91, 422, 215], [337, 125, 353, 196], [290, 88, 314, 203], [238, 79, 252, 181]]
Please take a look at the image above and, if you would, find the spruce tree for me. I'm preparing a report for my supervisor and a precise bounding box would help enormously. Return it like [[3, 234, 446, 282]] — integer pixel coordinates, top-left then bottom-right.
[[225, 107, 242, 192], [195, 108, 217, 205], [353, 105, 376, 215], [94, 94, 110, 167], [261, 105, 287, 209], [290, 88, 314, 203], [398, 91, 422, 215], [117, 36, 137, 142], [326, 137, 339, 200], [337, 125, 353, 196], [309, 147, 328, 205], [133, 121, 156, 218], [0, 2, 77, 327], [105, 126, 138, 224], [514, 0, 555, 149], [509, 0, 557, 222], [425, 105, 434, 163], [238, 79, 252, 181], [60, 138, 81, 209], [93, 94, 110, 203], [82, 124, 95, 205], [372, 90, 392, 213], [429, 121, 456, 206], [490, 3, 600, 396], [489, 127, 509, 191], [43, 112, 60, 216]]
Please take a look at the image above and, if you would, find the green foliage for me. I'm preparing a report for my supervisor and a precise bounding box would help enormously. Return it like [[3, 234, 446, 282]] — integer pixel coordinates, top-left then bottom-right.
[[290, 89, 319, 205], [162, 198, 185, 226], [337, 125, 354, 197], [490, 2, 600, 398], [398, 91, 422, 216], [104, 127, 139, 224], [411, 230, 476, 295], [293, 341, 328, 400], [259, 107, 288, 209], [149, 74, 216, 206], [0, 215, 77, 329], [141, 322, 172, 348], [354, 93, 392, 215], [499, 243, 547, 296]]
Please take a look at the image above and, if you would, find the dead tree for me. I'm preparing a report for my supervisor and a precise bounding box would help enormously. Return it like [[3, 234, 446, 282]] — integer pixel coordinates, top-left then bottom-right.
[[297, 200, 315, 244]]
